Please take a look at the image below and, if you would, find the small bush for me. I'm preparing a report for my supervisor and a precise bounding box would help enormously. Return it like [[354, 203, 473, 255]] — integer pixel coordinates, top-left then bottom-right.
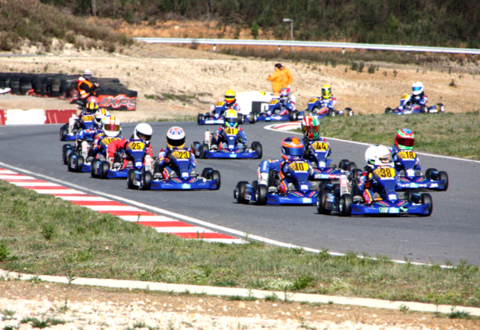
[[0, 242, 9, 261], [350, 62, 358, 71], [41, 223, 55, 241], [292, 275, 315, 290], [449, 79, 457, 87], [368, 65, 376, 74]]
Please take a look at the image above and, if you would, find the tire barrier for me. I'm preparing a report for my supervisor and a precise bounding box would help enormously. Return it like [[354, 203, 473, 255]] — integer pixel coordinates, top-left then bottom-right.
[[0, 109, 77, 125], [0, 72, 137, 111]]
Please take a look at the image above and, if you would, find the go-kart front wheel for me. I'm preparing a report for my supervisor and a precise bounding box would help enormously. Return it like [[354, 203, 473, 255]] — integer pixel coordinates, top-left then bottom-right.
[[60, 126, 68, 141], [385, 107, 392, 114], [99, 161, 110, 179], [255, 184, 267, 205], [316, 187, 331, 215], [438, 171, 449, 191], [248, 112, 257, 124], [340, 194, 352, 216], [127, 169, 138, 189], [200, 143, 209, 159], [235, 181, 249, 204], [211, 170, 221, 190], [201, 167, 214, 178], [421, 193, 433, 216], [345, 108, 354, 116], [197, 114, 204, 125], [91, 159, 101, 178], [141, 170, 151, 190], [251, 141, 263, 159], [328, 110, 336, 117], [289, 110, 299, 121]]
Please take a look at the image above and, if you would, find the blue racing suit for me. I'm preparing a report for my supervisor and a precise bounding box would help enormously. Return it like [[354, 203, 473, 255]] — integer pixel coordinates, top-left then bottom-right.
[[214, 126, 247, 147], [391, 145, 422, 172], [267, 98, 295, 115], [398, 93, 428, 111], [301, 137, 331, 163], [259, 158, 312, 194], [210, 101, 241, 118], [157, 146, 197, 178]]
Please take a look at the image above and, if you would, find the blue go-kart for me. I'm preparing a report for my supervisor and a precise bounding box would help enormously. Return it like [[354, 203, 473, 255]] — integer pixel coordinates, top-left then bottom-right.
[[385, 95, 445, 115], [393, 150, 448, 191], [60, 114, 96, 141], [316, 166, 432, 216], [128, 148, 221, 190], [192, 128, 262, 159], [252, 99, 300, 122], [305, 141, 356, 181], [234, 160, 319, 205], [303, 97, 353, 118], [197, 102, 245, 125]]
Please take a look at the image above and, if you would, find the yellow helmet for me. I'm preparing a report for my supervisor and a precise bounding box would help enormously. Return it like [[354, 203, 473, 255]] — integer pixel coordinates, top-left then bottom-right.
[[321, 85, 332, 99], [225, 89, 236, 105], [86, 101, 99, 112], [224, 109, 238, 128]]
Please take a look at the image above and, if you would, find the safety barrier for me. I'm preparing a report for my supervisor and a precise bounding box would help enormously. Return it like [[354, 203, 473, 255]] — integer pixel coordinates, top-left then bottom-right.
[[0, 109, 76, 125], [45, 109, 77, 124]]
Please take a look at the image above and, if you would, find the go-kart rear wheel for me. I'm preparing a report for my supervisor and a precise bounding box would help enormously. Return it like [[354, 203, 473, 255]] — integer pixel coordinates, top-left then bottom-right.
[[338, 159, 349, 171], [332, 183, 341, 198], [421, 193, 433, 216], [62, 144, 73, 165], [345, 108, 354, 116], [127, 169, 138, 189], [235, 181, 249, 204], [197, 114, 204, 125], [316, 187, 331, 215], [425, 168, 437, 180], [141, 170, 151, 190], [329, 110, 336, 117], [60, 126, 68, 141], [340, 194, 352, 216], [200, 143, 208, 159], [76, 156, 84, 173], [349, 169, 362, 180], [211, 170, 221, 190], [237, 113, 244, 125], [385, 107, 392, 114], [251, 141, 263, 159], [438, 171, 449, 191], [437, 103, 445, 113], [289, 110, 299, 121], [91, 159, 100, 178], [100, 161, 110, 179], [249, 113, 257, 124], [67, 152, 78, 172], [255, 184, 267, 205], [201, 167, 214, 178], [191, 141, 201, 157]]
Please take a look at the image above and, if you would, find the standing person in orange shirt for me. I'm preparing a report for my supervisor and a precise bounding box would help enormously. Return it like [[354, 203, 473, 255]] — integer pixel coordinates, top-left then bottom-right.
[[281, 64, 293, 90], [267, 63, 287, 96]]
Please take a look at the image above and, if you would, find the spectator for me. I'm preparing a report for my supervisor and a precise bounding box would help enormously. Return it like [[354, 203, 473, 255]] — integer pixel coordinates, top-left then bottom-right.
[[267, 63, 287, 96]]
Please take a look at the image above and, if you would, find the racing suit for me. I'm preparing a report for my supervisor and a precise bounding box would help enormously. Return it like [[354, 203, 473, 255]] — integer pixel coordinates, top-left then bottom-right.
[[68, 109, 99, 134], [75, 127, 104, 162], [210, 102, 241, 118], [268, 98, 295, 115], [391, 145, 422, 172], [258, 158, 313, 194], [92, 133, 125, 161], [398, 93, 428, 111], [301, 137, 331, 163], [157, 147, 197, 179], [107, 137, 153, 170], [355, 167, 382, 204], [319, 95, 337, 112], [213, 126, 247, 148]]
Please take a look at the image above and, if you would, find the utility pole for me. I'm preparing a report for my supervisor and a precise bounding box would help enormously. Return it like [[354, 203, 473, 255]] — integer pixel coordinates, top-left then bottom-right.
[[283, 18, 293, 51], [92, 0, 97, 16]]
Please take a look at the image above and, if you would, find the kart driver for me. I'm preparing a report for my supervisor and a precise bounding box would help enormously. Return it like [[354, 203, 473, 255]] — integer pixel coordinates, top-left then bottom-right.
[[209, 90, 241, 117], [68, 100, 100, 134], [77, 69, 100, 107], [90, 116, 123, 162], [277, 87, 296, 112], [107, 123, 154, 169], [211, 109, 247, 150], [391, 128, 421, 172], [156, 126, 197, 179], [258, 137, 313, 193], [398, 82, 428, 111], [319, 84, 337, 112], [300, 115, 331, 162]]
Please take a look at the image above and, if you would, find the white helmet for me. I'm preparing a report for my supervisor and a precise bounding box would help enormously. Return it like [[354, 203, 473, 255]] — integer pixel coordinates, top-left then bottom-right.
[[412, 81, 423, 96], [102, 116, 121, 137], [166, 126, 186, 149], [84, 69, 92, 78], [134, 123, 153, 142], [365, 145, 393, 168], [94, 108, 109, 124]]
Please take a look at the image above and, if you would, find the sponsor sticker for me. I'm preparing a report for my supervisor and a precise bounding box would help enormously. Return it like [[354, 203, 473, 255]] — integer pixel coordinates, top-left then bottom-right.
[[388, 194, 397, 200], [135, 162, 142, 167], [302, 198, 312, 203], [182, 184, 191, 189], [230, 154, 237, 158], [300, 184, 308, 190], [430, 183, 438, 188], [326, 196, 335, 203], [389, 207, 400, 214], [379, 207, 388, 213], [410, 183, 418, 188], [181, 172, 189, 178]]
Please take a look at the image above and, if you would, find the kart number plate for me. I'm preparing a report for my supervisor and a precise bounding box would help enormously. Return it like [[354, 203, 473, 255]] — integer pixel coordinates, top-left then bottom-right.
[[398, 151, 416, 159], [308, 98, 317, 103], [229, 154, 237, 158], [224, 128, 238, 135], [82, 115, 94, 121], [129, 142, 145, 151], [101, 137, 119, 146], [300, 184, 308, 190], [215, 101, 225, 107], [135, 162, 142, 167], [269, 99, 279, 105], [289, 162, 309, 172], [182, 184, 191, 189], [401, 94, 410, 100], [302, 198, 312, 203], [312, 142, 329, 151], [172, 150, 190, 159], [374, 167, 395, 179], [314, 173, 328, 179]]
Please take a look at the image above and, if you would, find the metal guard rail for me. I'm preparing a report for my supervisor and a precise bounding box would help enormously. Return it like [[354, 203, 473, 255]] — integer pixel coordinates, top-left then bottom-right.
[[134, 37, 480, 55]]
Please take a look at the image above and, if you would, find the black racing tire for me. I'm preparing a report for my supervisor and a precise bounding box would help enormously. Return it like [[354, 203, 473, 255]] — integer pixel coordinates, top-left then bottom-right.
[[211, 170, 221, 190], [340, 194, 352, 216], [235, 181, 249, 204], [91, 159, 100, 178], [67, 153, 77, 172], [349, 169, 362, 180], [249, 113, 257, 124], [438, 171, 449, 191], [316, 187, 331, 215], [200, 143, 209, 159], [425, 168, 437, 180], [345, 108, 354, 116], [329, 109, 337, 117], [201, 167, 214, 178], [251, 141, 263, 159], [289, 110, 299, 121], [405, 190, 413, 203], [385, 107, 392, 114], [76, 155, 84, 173], [100, 161, 110, 179], [141, 170, 151, 190], [332, 183, 340, 198], [237, 113, 244, 125], [421, 193, 433, 216], [348, 162, 357, 171], [255, 184, 267, 205], [437, 103, 445, 113], [338, 159, 349, 171], [191, 141, 201, 158], [60, 125, 68, 141], [127, 169, 138, 189], [62, 144, 72, 164], [197, 114, 204, 125]]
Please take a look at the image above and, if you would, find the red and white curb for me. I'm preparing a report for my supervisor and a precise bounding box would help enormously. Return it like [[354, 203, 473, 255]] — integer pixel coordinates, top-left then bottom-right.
[[0, 168, 243, 243]]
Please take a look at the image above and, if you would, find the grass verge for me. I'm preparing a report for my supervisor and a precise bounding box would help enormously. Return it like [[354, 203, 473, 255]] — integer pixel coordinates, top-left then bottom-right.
[[0, 181, 479, 307], [294, 112, 480, 160]]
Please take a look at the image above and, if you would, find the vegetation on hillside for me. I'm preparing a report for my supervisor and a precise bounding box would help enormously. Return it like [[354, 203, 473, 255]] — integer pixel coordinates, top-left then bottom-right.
[[0, 0, 130, 52], [41, 0, 480, 48]]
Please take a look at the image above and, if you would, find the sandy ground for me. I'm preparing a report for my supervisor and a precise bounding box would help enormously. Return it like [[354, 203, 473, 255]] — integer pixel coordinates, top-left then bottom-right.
[[1, 42, 480, 124]]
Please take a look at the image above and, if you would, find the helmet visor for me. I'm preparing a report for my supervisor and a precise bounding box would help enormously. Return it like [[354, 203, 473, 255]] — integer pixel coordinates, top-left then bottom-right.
[[379, 154, 392, 164], [286, 147, 304, 158], [104, 123, 120, 132], [306, 125, 319, 134], [322, 88, 330, 98], [138, 132, 152, 141], [412, 86, 422, 93], [396, 136, 414, 148], [167, 136, 185, 147], [225, 117, 238, 127]]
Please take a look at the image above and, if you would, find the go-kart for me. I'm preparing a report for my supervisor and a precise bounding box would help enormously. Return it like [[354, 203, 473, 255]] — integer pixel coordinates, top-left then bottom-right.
[[303, 97, 353, 118], [234, 160, 319, 205], [91, 139, 144, 179], [305, 141, 356, 180], [197, 102, 245, 125], [385, 95, 445, 115], [250, 98, 299, 122], [316, 166, 432, 216], [393, 150, 448, 191], [192, 128, 262, 159], [59, 114, 96, 141], [128, 148, 221, 190]]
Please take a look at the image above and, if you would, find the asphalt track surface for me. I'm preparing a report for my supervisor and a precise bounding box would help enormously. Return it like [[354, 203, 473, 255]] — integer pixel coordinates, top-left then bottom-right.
[[1, 122, 479, 266]]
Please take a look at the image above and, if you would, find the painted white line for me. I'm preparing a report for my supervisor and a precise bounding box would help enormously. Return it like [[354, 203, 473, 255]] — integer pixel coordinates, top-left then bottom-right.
[[0, 170, 20, 174], [201, 238, 245, 244], [10, 182, 62, 187], [57, 196, 111, 202], [119, 215, 178, 222], [264, 123, 480, 164], [0, 175, 36, 180], [34, 189, 85, 194], [154, 227, 214, 234], [84, 205, 147, 212]]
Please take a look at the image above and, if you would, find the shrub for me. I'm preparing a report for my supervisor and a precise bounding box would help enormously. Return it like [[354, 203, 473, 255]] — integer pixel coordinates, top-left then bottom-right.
[[0, 242, 9, 261]]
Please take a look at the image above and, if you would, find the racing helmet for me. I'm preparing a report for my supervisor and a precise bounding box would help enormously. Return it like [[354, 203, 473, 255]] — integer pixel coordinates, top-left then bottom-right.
[[412, 81, 424, 96], [301, 115, 320, 140], [279, 87, 291, 102], [84, 69, 92, 79], [87, 95, 99, 104], [94, 108, 109, 124], [225, 89, 236, 106], [134, 123, 153, 142], [166, 126, 186, 149], [394, 128, 415, 151], [321, 84, 332, 99], [224, 109, 238, 128], [86, 101, 99, 113], [102, 116, 122, 137], [365, 145, 393, 168], [281, 137, 304, 161]]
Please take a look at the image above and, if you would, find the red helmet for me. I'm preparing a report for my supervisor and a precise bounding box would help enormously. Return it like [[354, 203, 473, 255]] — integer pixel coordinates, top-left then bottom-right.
[[394, 128, 415, 150], [281, 137, 304, 161], [301, 116, 320, 140]]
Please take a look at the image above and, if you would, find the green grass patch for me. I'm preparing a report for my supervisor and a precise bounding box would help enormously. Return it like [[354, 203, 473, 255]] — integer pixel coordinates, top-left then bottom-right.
[[1, 181, 480, 307], [294, 112, 480, 160]]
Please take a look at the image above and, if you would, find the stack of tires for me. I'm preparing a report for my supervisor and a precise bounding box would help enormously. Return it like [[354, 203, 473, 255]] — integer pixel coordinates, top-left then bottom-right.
[[0, 72, 137, 111]]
